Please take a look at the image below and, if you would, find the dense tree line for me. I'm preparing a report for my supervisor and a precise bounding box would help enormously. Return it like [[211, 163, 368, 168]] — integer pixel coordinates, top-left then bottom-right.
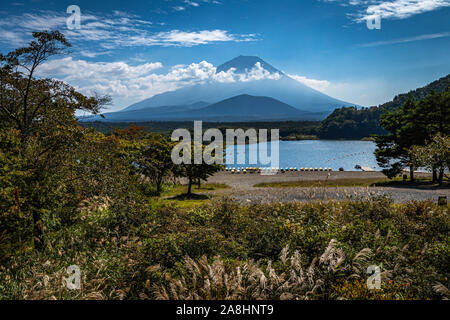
[[317, 106, 386, 139], [318, 74, 450, 140], [374, 90, 449, 184], [81, 120, 321, 141]]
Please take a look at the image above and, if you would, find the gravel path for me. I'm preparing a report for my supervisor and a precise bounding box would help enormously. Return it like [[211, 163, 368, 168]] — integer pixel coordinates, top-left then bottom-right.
[[203, 171, 450, 204]]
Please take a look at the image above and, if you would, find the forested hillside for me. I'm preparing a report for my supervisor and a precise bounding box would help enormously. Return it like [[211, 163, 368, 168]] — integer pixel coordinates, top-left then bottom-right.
[[317, 106, 386, 139], [318, 74, 450, 139]]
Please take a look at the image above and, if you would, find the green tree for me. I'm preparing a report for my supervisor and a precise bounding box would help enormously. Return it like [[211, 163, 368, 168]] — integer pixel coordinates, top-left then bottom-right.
[[175, 142, 223, 196], [375, 91, 449, 181], [112, 125, 178, 196], [136, 135, 176, 196], [409, 134, 450, 186], [0, 31, 110, 249], [0, 31, 108, 141], [181, 161, 222, 196], [318, 106, 386, 140], [318, 74, 450, 140], [375, 98, 422, 180]]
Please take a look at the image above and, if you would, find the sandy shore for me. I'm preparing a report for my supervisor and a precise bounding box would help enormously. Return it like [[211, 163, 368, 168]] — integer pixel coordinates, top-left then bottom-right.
[[202, 171, 449, 204]]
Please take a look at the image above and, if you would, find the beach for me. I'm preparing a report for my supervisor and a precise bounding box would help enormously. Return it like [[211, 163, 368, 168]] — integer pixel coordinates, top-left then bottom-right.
[[202, 171, 450, 203]]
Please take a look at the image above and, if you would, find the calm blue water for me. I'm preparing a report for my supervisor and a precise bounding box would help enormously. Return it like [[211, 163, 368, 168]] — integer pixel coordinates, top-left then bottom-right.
[[225, 140, 380, 171]]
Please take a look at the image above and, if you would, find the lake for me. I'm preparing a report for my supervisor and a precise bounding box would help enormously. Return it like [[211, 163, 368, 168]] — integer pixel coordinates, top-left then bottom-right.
[[225, 140, 380, 171]]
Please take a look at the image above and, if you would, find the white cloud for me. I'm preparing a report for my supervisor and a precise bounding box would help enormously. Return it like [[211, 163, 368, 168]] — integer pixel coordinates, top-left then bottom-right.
[[358, 31, 450, 46], [288, 74, 331, 92], [184, 1, 200, 7], [122, 29, 256, 47], [0, 12, 67, 30], [320, 0, 450, 21], [37, 56, 389, 110], [236, 62, 282, 82], [174, 0, 221, 11], [0, 30, 25, 47], [79, 50, 111, 58], [288, 72, 399, 106], [37, 59, 282, 111], [38, 58, 163, 82], [356, 0, 450, 21], [289, 68, 400, 106], [318, 79, 405, 107], [0, 10, 258, 50]]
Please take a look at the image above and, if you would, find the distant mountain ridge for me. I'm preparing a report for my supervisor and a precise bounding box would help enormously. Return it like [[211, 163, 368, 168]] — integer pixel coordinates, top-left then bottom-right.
[[89, 56, 356, 122], [381, 74, 450, 111], [177, 94, 325, 121], [120, 56, 354, 114], [88, 94, 328, 122]]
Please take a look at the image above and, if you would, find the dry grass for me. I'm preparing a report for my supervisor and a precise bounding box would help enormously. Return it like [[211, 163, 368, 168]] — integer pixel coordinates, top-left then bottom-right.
[[254, 178, 389, 188], [433, 282, 450, 300], [152, 240, 374, 300], [1, 197, 447, 300]]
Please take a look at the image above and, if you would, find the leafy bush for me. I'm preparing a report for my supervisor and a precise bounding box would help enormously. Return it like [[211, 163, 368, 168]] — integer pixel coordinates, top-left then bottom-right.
[[2, 196, 447, 300]]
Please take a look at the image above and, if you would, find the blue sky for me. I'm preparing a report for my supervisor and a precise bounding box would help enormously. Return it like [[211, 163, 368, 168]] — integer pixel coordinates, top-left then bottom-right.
[[1, 0, 449, 112]]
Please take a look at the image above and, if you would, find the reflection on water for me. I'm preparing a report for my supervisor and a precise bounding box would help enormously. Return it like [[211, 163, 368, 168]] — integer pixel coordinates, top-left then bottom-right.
[[225, 140, 380, 171]]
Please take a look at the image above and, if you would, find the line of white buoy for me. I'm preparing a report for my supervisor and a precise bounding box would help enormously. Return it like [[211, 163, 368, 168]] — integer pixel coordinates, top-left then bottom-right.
[[224, 167, 333, 173]]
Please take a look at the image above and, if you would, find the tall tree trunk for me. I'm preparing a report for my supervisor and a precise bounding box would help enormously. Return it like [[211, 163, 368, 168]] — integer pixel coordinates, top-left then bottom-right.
[[432, 168, 437, 183], [410, 166, 415, 182], [156, 182, 162, 196], [187, 177, 193, 195], [438, 168, 444, 186], [197, 178, 201, 188], [155, 175, 163, 196]]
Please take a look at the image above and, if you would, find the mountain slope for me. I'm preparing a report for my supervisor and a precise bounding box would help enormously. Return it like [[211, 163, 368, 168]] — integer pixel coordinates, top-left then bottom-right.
[[318, 74, 450, 139], [90, 94, 327, 122], [122, 56, 354, 114], [216, 55, 282, 74], [83, 102, 209, 122], [381, 74, 450, 111], [181, 94, 323, 121]]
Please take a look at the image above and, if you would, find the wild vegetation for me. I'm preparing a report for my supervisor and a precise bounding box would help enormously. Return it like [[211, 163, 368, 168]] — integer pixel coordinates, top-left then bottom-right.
[[318, 106, 386, 140], [318, 74, 450, 140], [254, 177, 398, 188], [374, 91, 449, 182], [0, 32, 449, 300], [1, 196, 448, 300]]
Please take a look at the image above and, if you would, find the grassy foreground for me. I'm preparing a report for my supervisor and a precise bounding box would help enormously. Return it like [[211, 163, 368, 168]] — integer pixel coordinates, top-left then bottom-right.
[[254, 178, 388, 188], [160, 184, 229, 208], [1, 196, 448, 300], [254, 177, 449, 188]]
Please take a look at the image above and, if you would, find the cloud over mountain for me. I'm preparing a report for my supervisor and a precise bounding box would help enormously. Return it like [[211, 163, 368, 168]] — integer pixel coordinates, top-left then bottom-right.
[[38, 57, 286, 110], [117, 56, 354, 116]]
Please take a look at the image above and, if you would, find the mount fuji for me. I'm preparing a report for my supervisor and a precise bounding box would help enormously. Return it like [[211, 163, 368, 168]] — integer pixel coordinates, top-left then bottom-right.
[[90, 56, 355, 122]]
